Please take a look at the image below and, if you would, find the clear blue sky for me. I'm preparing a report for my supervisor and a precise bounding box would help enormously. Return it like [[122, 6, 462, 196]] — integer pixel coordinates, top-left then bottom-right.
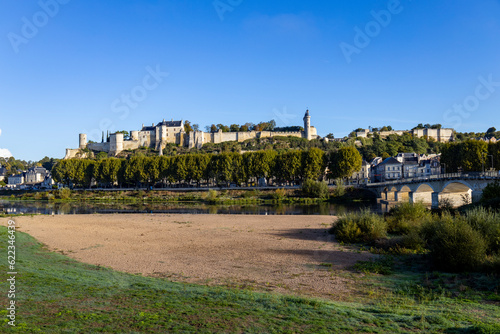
[[1, 0, 499, 161]]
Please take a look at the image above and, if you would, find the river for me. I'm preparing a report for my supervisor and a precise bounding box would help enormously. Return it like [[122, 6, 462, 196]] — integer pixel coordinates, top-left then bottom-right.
[[0, 200, 380, 216]]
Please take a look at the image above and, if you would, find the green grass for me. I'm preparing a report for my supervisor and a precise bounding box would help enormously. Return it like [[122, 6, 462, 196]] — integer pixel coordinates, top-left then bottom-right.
[[1, 226, 499, 333]]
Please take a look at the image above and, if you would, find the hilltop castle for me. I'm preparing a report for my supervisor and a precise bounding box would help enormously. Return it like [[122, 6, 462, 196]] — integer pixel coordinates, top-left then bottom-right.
[[65, 110, 318, 158]]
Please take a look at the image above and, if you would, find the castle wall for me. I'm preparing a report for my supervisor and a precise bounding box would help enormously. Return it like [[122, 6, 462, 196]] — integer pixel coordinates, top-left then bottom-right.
[[70, 112, 318, 157], [138, 130, 155, 147], [123, 141, 140, 150], [87, 142, 110, 152], [64, 149, 81, 159]]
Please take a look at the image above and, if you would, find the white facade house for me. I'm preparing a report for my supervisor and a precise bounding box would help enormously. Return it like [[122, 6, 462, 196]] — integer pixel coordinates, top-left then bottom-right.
[[373, 158, 403, 182], [25, 167, 49, 184], [8, 174, 24, 185]]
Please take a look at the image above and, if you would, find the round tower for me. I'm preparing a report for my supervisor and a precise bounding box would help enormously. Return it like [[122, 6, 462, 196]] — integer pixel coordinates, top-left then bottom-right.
[[79, 134, 87, 149], [303, 109, 311, 140], [110, 133, 124, 156]]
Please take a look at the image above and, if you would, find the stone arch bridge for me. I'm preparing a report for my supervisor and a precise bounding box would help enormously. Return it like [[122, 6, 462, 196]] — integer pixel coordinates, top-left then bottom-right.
[[366, 172, 500, 210]]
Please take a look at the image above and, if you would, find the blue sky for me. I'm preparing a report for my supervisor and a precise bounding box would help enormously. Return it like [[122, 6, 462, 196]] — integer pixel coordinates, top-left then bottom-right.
[[1, 0, 500, 161]]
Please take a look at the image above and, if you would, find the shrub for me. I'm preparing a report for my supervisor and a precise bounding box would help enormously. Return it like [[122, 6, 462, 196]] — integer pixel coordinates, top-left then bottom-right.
[[206, 189, 219, 203], [387, 202, 431, 235], [57, 188, 71, 200], [272, 188, 287, 201], [331, 210, 387, 243], [401, 229, 427, 253], [301, 179, 329, 200], [464, 207, 500, 254], [482, 181, 500, 202], [331, 178, 345, 198], [426, 215, 487, 272]]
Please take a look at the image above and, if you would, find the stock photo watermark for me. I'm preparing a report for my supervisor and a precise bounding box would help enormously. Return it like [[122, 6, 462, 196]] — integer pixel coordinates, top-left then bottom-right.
[[339, 0, 410, 64], [6, 220, 17, 327], [443, 74, 500, 128], [272, 107, 297, 127], [84, 64, 169, 142], [7, 0, 71, 54], [213, 0, 243, 21]]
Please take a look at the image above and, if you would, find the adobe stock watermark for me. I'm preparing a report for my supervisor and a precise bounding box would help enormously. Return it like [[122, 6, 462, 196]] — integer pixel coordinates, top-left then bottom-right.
[[83, 65, 169, 142], [213, 0, 243, 21], [6, 220, 17, 327], [339, 0, 410, 64], [443, 74, 500, 129], [7, 0, 71, 54], [272, 107, 297, 127]]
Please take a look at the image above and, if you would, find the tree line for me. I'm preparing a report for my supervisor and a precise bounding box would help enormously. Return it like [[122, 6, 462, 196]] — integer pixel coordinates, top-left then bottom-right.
[[441, 140, 500, 172], [52, 147, 362, 188]]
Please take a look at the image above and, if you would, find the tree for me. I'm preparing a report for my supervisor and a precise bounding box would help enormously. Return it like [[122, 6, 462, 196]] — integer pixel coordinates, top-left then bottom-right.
[[216, 124, 230, 132], [173, 155, 188, 184], [116, 130, 130, 139], [302, 148, 326, 181], [327, 146, 362, 180], [144, 157, 161, 187], [97, 158, 122, 186], [184, 120, 193, 133], [275, 150, 302, 184], [192, 124, 200, 132], [124, 156, 147, 187], [208, 153, 233, 186], [441, 140, 488, 172], [230, 124, 240, 132]]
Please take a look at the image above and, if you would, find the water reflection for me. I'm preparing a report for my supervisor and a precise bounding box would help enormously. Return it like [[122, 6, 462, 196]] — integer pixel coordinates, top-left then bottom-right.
[[0, 200, 379, 216]]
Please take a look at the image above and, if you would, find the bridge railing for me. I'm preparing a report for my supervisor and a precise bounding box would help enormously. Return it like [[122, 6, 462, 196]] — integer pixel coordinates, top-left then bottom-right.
[[367, 171, 500, 187]]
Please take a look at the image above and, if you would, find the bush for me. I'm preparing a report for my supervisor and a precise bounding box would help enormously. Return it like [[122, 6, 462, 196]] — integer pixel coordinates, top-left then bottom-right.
[[464, 207, 500, 254], [401, 229, 427, 252], [301, 179, 329, 200], [272, 188, 287, 201], [206, 189, 219, 203], [482, 181, 500, 202], [331, 178, 345, 198], [387, 202, 431, 235], [331, 209, 387, 243], [57, 188, 71, 200], [425, 214, 487, 272]]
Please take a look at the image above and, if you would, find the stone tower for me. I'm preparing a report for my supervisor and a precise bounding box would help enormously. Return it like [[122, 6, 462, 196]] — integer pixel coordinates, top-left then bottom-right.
[[110, 133, 124, 156], [79, 134, 87, 149], [303, 109, 311, 140]]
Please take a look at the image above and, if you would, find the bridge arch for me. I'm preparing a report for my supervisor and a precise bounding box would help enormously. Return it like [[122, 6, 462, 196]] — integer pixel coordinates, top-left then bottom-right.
[[438, 181, 473, 206], [411, 183, 435, 204]]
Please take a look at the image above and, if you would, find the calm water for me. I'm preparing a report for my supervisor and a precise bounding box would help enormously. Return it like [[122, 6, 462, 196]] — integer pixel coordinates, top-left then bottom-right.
[[0, 200, 379, 216]]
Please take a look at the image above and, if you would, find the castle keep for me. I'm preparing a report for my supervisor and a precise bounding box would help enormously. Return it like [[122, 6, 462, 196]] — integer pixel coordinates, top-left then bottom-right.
[[65, 110, 318, 158]]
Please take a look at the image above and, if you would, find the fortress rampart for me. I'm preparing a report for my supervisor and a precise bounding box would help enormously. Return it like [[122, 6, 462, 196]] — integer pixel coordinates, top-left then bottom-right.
[[65, 110, 318, 158]]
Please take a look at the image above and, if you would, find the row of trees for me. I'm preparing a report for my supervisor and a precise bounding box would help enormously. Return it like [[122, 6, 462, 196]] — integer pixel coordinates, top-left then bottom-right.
[[52, 147, 362, 188], [441, 140, 500, 172], [204, 120, 277, 133]]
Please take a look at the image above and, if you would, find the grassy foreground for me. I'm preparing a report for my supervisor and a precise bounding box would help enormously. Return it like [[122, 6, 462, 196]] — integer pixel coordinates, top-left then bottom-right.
[[1, 226, 499, 333]]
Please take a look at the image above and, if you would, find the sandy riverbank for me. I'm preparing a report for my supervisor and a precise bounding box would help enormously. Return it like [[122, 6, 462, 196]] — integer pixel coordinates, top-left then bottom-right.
[[3, 214, 374, 299]]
